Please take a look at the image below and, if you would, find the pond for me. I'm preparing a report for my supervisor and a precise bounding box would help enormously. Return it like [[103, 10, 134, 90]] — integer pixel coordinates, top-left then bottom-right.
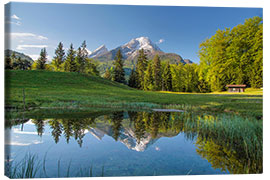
[[4, 110, 262, 178]]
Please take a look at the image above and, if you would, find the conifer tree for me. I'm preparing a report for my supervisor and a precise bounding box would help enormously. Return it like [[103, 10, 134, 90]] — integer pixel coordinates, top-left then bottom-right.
[[52, 42, 65, 71], [152, 54, 162, 90], [128, 68, 138, 88], [81, 40, 88, 59], [144, 62, 154, 91], [75, 47, 83, 72], [36, 48, 47, 70], [112, 49, 125, 83], [136, 49, 148, 89], [76, 41, 88, 73], [64, 44, 77, 72], [162, 62, 172, 91]]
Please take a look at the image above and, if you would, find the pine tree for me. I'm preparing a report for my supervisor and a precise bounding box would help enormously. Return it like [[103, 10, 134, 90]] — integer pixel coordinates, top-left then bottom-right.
[[76, 41, 88, 73], [112, 49, 125, 83], [81, 40, 88, 59], [152, 54, 162, 90], [52, 42, 65, 71], [64, 44, 77, 72], [75, 47, 83, 72], [162, 62, 172, 91], [136, 49, 148, 89], [128, 68, 138, 88], [144, 62, 154, 90], [36, 48, 47, 70]]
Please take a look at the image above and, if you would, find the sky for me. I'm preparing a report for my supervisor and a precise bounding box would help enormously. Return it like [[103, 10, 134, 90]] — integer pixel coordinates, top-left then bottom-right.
[[5, 2, 262, 63]]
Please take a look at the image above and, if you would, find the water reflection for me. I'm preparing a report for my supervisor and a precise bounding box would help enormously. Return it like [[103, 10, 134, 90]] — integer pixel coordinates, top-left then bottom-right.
[[5, 110, 262, 175]]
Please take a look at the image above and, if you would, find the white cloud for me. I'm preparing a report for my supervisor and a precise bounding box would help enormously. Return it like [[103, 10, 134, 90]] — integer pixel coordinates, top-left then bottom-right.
[[5, 14, 22, 26], [16, 44, 48, 50], [37, 35, 48, 40], [5, 141, 31, 146], [5, 140, 43, 146], [8, 32, 48, 41], [157, 39, 165, 44], [6, 20, 22, 26], [13, 128, 38, 135], [11, 14, 21, 20]]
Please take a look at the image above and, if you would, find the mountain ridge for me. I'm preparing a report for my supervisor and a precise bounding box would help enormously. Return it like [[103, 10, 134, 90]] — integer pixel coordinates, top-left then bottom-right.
[[90, 37, 193, 65], [5, 49, 34, 63]]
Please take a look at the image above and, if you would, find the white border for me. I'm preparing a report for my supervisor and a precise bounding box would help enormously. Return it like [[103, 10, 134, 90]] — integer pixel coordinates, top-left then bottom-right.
[[0, 1, 269, 180]]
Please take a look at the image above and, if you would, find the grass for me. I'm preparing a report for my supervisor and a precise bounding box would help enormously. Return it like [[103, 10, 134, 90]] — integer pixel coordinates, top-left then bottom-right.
[[5, 153, 105, 178], [175, 112, 262, 173], [5, 111, 262, 177], [5, 70, 263, 117]]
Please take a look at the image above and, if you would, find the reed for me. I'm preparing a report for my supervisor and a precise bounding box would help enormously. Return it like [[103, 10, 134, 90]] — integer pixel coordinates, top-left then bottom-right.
[[5, 153, 106, 178]]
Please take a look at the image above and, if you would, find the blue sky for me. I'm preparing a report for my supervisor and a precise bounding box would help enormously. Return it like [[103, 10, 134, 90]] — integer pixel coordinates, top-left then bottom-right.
[[5, 2, 262, 63]]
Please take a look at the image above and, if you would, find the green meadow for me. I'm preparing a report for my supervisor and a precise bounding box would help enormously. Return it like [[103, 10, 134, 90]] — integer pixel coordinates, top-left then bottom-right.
[[5, 70, 262, 118]]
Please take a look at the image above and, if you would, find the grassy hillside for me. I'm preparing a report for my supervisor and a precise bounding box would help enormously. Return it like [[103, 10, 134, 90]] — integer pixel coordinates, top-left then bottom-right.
[[5, 70, 262, 117]]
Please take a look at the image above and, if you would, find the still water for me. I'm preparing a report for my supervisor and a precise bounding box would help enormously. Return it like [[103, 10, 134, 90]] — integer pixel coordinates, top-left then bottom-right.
[[5, 110, 260, 178]]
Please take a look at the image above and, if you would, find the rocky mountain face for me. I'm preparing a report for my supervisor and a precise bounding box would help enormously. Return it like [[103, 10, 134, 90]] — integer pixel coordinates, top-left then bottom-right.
[[88, 120, 179, 152], [89, 45, 108, 58], [90, 37, 193, 65], [5, 49, 34, 63]]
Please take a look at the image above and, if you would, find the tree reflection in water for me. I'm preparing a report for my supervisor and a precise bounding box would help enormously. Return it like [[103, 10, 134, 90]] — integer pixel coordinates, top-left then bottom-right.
[[15, 111, 262, 174]]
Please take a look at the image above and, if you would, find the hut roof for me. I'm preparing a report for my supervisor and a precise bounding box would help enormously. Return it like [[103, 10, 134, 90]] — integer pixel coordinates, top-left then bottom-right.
[[226, 84, 247, 88]]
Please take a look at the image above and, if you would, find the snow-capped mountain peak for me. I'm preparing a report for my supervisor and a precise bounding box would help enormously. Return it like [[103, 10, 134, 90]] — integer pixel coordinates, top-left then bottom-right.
[[118, 36, 162, 59], [89, 44, 108, 58], [123, 36, 161, 52]]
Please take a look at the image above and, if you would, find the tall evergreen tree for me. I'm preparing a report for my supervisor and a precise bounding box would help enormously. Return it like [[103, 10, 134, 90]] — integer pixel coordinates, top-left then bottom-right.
[[75, 47, 83, 72], [75, 41, 88, 73], [162, 62, 172, 91], [112, 49, 125, 83], [144, 62, 154, 91], [128, 68, 138, 88], [64, 44, 77, 72], [152, 54, 162, 90], [136, 49, 148, 89], [52, 42, 65, 71], [36, 48, 47, 70], [81, 40, 89, 59]]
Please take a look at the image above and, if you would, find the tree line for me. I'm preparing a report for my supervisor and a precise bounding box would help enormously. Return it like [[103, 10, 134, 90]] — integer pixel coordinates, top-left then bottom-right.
[[198, 16, 263, 91], [5, 41, 100, 76], [105, 48, 200, 92], [5, 16, 262, 92], [106, 16, 263, 92]]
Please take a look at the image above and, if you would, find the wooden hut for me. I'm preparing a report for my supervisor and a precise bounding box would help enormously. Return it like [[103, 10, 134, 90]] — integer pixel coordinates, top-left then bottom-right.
[[226, 85, 247, 92]]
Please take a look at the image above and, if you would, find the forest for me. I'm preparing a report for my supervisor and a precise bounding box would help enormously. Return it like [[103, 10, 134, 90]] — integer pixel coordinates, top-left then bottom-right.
[[5, 16, 263, 93]]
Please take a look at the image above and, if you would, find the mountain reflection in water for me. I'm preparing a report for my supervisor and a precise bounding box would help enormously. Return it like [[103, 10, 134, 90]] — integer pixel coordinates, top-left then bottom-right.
[[5, 110, 262, 176]]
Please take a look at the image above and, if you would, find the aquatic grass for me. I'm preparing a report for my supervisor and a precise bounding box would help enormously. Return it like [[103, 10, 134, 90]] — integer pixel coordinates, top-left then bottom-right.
[[6, 153, 40, 178], [6, 153, 106, 178], [180, 113, 262, 173]]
